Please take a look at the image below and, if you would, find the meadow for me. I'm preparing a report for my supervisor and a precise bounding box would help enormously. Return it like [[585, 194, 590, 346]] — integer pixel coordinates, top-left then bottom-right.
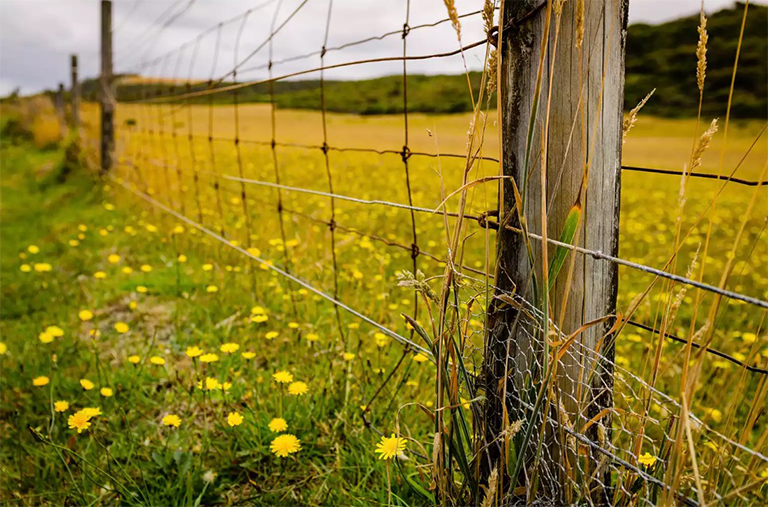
[[1, 94, 766, 505]]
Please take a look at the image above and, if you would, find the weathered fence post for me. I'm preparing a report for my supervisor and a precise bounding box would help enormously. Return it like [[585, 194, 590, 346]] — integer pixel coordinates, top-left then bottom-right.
[[54, 83, 67, 139], [70, 54, 80, 135], [100, 0, 114, 172], [483, 0, 627, 502]]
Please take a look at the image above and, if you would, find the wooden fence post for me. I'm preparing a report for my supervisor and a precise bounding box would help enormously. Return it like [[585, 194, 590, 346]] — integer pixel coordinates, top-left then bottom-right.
[[483, 0, 627, 502], [100, 0, 114, 172], [55, 83, 67, 139], [70, 54, 80, 135]]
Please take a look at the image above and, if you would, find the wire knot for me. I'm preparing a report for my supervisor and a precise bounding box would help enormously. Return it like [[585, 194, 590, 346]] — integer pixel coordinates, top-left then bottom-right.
[[401, 145, 411, 162], [271, 139, 276, 149], [402, 23, 410, 39], [321, 142, 329, 154], [234, 137, 240, 146], [477, 209, 500, 230], [487, 26, 499, 48], [268, 60, 273, 71], [277, 201, 283, 213], [411, 243, 419, 259], [320, 46, 327, 58], [328, 218, 336, 231]]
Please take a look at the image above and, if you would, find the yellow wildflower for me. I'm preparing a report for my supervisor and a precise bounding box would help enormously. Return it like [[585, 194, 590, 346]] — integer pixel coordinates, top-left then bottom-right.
[[161, 414, 182, 428], [265, 331, 278, 339], [78, 310, 94, 321], [185, 346, 203, 358], [288, 381, 308, 396], [38, 332, 54, 344], [68, 411, 91, 433], [273, 371, 293, 384], [199, 353, 219, 363], [93, 271, 106, 279], [28, 245, 40, 254], [54, 401, 70, 412], [206, 285, 218, 293], [177, 254, 187, 263], [220, 343, 239, 354], [342, 352, 356, 361], [107, 254, 121, 264], [136, 285, 148, 293], [413, 353, 428, 363], [270, 434, 301, 457], [268, 417, 288, 433], [242, 351, 256, 359], [638, 452, 657, 467], [128, 355, 140, 364], [80, 379, 95, 390], [46, 326, 64, 337], [150, 356, 165, 365], [375, 434, 406, 460], [227, 412, 244, 427], [202, 263, 213, 271], [33, 376, 50, 387], [114, 322, 129, 334], [140, 264, 152, 273], [100, 387, 113, 397]]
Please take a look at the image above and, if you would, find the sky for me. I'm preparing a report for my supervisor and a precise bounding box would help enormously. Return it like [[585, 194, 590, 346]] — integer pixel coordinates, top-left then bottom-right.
[[0, 0, 763, 96]]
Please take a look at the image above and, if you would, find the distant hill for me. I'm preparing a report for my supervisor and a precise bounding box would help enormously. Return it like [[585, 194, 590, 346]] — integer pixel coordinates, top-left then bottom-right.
[[78, 2, 765, 118]]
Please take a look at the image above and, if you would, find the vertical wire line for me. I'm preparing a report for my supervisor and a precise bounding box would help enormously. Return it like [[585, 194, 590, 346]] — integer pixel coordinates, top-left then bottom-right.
[[170, 47, 187, 215], [319, 0, 346, 348], [187, 35, 205, 225], [207, 24, 227, 238], [401, 0, 419, 334], [233, 10, 258, 294], [268, 0, 300, 320], [155, 54, 173, 207]]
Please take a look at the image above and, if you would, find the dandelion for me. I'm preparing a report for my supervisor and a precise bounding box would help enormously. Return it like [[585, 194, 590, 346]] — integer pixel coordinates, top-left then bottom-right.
[[374, 333, 388, 348], [177, 254, 187, 263], [227, 412, 244, 427], [46, 326, 64, 337], [140, 264, 152, 273], [122, 267, 133, 274], [220, 342, 239, 354], [288, 381, 308, 396], [34, 263, 52, 272], [80, 379, 95, 390], [107, 254, 121, 264], [638, 452, 657, 467], [273, 371, 293, 384], [79, 310, 94, 321], [54, 401, 70, 412], [202, 263, 213, 271], [38, 332, 54, 344], [20, 264, 31, 272], [0, 342, 6, 354], [306, 333, 318, 342], [199, 353, 219, 363], [100, 387, 113, 397], [81, 407, 102, 418], [342, 352, 355, 362], [265, 331, 278, 339], [206, 285, 218, 293], [150, 356, 165, 366], [173, 225, 185, 234], [252, 315, 268, 323], [242, 351, 256, 359], [69, 239, 79, 247], [247, 246, 261, 256], [268, 417, 288, 432], [270, 434, 301, 457], [288, 322, 299, 329], [68, 411, 91, 433], [33, 376, 50, 387], [114, 322, 129, 334], [93, 271, 107, 279], [198, 377, 221, 391], [413, 353, 428, 363], [28, 245, 40, 254], [375, 434, 406, 460], [136, 286, 148, 293], [185, 346, 203, 358], [161, 414, 182, 428], [128, 355, 140, 364]]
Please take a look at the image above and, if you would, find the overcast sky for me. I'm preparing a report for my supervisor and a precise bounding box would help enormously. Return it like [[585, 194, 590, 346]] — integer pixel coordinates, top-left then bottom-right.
[[0, 0, 763, 96]]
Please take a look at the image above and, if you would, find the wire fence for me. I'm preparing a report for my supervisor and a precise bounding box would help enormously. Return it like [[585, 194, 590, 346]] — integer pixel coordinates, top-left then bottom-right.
[[62, 0, 768, 505]]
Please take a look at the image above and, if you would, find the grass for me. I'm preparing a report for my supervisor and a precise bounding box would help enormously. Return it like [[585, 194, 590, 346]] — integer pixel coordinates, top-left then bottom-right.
[[1, 91, 766, 505]]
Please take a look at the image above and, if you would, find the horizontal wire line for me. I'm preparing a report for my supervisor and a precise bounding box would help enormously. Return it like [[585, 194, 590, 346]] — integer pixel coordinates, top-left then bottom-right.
[[122, 38, 489, 104], [110, 175, 433, 358], [219, 173, 768, 310]]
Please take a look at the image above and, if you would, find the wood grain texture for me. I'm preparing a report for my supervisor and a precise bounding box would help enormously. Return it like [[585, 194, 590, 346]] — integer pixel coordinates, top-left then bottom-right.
[[483, 0, 627, 499]]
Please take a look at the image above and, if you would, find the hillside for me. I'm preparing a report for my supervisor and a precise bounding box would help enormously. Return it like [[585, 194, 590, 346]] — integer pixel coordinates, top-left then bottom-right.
[[80, 3, 767, 117]]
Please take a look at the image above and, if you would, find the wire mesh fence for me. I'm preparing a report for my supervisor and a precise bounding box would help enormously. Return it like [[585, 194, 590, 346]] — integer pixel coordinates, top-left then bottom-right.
[[56, 0, 768, 505]]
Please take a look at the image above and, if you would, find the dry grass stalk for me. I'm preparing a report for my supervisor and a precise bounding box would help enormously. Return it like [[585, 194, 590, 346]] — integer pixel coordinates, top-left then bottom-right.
[[480, 466, 498, 507], [691, 118, 718, 172], [575, 0, 585, 49], [696, 4, 708, 93], [443, 0, 461, 40], [487, 49, 498, 95], [622, 88, 656, 144], [483, 0, 495, 34]]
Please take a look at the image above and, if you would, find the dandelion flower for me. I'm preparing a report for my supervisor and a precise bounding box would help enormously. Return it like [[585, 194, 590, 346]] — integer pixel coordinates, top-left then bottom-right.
[[161, 414, 181, 428], [54, 401, 70, 412], [173, 225, 185, 234], [28, 245, 40, 254], [288, 381, 308, 396], [136, 285, 148, 293], [265, 331, 278, 339], [273, 371, 293, 384], [114, 322, 129, 334], [638, 452, 657, 467], [268, 417, 288, 433], [202, 263, 213, 271], [242, 351, 256, 360], [140, 264, 153, 273], [46, 326, 64, 337], [306, 333, 318, 342], [0, 342, 6, 355], [68, 411, 91, 433], [227, 412, 244, 427], [220, 342, 239, 354], [375, 434, 406, 460], [177, 254, 187, 263], [38, 332, 54, 344], [100, 387, 113, 397], [33, 376, 50, 387], [198, 377, 221, 391], [252, 315, 268, 323], [150, 356, 165, 366], [128, 355, 140, 364], [251, 306, 265, 315], [80, 379, 95, 390], [342, 352, 355, 362], [79, 310, 94, 321], [199, 353, 219, 363], [185, 346, 203, 358], [93, 270, 107, 279], [81, 407, 102, 418], [20, 264, 31, 272], [413, 353, 428, 363], [288, 322, 299, 329], [270, 434, 301, 457], [122, 267, 133, 274], [34, 262, 52, 272], [107, 254, 121, 264], [374, 333, 388, 347], [247, 247, 261, 256], [206, 285, 218, 293]]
